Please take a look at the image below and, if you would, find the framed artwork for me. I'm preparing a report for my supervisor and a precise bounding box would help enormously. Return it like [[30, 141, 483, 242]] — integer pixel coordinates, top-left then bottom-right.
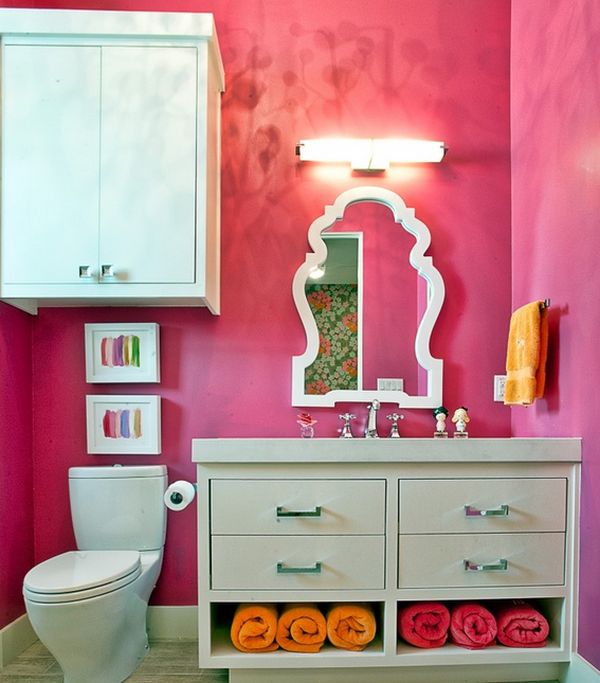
[[84, 323, 160, 383], [86, 395, 161, 454]]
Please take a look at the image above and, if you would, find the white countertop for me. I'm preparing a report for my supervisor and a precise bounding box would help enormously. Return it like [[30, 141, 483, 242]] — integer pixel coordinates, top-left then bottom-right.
[[191, 437, 581, 464]]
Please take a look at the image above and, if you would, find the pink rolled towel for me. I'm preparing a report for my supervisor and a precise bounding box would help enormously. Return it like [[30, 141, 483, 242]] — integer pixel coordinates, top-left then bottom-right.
[[450, 603, 497, 649], [398, 602, 450, 648], [496, 602, 549, 648]]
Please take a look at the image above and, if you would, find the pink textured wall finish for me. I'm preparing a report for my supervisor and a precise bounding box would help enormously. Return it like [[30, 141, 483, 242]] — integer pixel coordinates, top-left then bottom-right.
[[0, 303, 33, 630], [2, 0, 512, 615], [511, 0, 600, 668]]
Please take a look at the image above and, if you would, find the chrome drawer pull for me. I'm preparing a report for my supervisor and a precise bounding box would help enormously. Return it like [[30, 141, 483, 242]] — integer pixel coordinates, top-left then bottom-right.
[[277, 561, 322, 574], [78, 265, 93, 279], [464, 504, 509, 517], [276, 505, 322, 518], [464, 558, 508, 572]]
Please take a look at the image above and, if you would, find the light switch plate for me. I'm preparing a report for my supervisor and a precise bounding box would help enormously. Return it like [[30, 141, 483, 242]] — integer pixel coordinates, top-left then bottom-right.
[[494, 374, 507, 402], [377, 378, 404, 392]]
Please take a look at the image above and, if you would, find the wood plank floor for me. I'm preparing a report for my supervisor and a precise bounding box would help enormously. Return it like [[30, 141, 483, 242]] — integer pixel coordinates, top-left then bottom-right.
[[0, 641, 562, 683], [0, 640, 228, 682]]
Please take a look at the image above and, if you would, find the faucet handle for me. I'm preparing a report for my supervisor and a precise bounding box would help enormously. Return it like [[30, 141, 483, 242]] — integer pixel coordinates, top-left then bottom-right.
[[338, 413, 356, 439], [386, 412, 405, 438]]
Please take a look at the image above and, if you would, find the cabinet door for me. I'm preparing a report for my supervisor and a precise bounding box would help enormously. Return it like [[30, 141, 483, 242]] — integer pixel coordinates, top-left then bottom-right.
[[2, 45, 100, 284], [99, 47, 197, 284]]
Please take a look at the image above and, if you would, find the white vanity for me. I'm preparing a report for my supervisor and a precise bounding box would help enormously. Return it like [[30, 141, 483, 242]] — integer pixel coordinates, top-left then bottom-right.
[[193, 437, 580, 683]]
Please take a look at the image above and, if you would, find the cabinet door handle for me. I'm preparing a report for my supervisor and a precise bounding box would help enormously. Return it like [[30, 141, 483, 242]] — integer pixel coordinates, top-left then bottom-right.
[[101, 264, 116, 279], [276, 561, 322, 574], [464, 558, 508, 572], [276, 505, 322, 518], [78, 265, 94, 279], [464, 504, 509, 517]]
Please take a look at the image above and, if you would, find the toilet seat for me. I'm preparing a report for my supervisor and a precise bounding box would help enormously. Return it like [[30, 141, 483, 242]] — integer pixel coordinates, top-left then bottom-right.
[[24, 550, 142, 604]]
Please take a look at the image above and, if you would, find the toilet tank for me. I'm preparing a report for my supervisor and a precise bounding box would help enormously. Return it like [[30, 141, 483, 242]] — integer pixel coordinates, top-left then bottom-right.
[[69, 465, 167, 551]]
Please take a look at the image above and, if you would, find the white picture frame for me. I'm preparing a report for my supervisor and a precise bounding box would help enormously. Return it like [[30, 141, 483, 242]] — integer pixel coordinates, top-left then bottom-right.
[[86, 395, 161, 454], [84, 323, 160, 383]]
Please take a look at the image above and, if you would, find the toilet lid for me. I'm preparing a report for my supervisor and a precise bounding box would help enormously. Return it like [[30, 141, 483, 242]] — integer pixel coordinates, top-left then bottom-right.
[[24, 550, 141, 603]]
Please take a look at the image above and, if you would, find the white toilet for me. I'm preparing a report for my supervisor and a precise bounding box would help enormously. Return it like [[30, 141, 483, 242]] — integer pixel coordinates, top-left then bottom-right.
[[23, 464, 167, 683]]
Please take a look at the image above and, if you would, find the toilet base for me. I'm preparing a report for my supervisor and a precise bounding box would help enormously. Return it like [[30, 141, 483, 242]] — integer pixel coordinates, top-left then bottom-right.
[[26, 579, 153, 683]]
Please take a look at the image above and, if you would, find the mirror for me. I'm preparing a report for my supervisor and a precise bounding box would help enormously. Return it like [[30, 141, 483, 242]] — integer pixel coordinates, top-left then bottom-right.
[[292, 186, 444, 407]]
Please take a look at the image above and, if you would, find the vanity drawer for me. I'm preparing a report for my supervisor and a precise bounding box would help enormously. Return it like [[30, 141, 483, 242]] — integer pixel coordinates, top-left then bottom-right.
[[399, 478, 566, 533], [211, 535, 385, 590], [398, 532, 565, 588], [211, 479, 385, 535]]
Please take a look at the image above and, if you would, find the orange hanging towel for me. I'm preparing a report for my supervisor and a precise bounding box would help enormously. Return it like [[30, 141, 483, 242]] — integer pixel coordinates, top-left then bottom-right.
[[504, 301, 549, 406]]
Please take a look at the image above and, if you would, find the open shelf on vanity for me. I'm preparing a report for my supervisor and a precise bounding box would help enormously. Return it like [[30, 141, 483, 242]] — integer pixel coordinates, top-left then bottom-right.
[[210, 627, 385, 664], [394, 597, 568, 663], [205, 597, 569, 667], [209, 601, 385, 664]]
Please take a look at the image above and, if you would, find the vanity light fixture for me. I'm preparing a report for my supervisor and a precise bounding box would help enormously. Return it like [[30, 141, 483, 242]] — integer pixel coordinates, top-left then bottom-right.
[[295, 137, 446, 171]]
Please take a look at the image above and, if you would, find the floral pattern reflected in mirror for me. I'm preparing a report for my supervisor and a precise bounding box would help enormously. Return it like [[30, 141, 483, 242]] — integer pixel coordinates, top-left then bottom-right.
[[304, 281, 358, 395]]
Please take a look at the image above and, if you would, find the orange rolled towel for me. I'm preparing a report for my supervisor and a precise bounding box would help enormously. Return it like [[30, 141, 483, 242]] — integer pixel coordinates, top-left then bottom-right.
[[276, 603, 327, 652], [326, 604, 377, 651], [230, 604, 279, 652]]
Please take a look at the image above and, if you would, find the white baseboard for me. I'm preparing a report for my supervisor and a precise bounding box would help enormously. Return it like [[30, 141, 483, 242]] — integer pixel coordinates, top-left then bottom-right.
[[146, 605, 197, 641], [0, 614, 37, 669], [563, 653, 600, 683]]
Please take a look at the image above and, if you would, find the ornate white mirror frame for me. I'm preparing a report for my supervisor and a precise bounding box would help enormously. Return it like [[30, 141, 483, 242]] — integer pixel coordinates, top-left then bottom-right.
[[291, 186, 445, 407]]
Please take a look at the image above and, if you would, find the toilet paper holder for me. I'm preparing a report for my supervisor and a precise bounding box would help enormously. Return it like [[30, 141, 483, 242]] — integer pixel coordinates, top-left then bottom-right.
[[164, 480, 197, 511], [168, 485, 196, 505]]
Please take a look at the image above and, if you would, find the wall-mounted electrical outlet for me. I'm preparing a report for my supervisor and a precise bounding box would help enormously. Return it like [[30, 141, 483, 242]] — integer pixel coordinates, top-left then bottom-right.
[[494, 374, 507, 402], [377, 378, 404, 391]]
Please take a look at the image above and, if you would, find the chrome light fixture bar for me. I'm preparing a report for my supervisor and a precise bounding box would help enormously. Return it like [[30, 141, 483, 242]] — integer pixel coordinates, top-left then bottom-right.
[[296, 137, 446, 170]]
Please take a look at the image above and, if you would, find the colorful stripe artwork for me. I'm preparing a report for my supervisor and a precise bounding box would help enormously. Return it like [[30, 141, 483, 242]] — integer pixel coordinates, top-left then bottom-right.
[[100, 335, 141, 368], [102, 409, 142, 439]]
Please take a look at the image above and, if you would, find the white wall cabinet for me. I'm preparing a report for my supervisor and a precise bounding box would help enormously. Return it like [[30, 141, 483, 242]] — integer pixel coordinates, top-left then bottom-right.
[[193, 437, 581, 683], [0, 10, 224, 314]]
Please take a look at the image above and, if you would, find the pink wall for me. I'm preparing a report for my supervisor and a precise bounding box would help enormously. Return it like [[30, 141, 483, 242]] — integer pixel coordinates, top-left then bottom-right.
[[1, 0, 512, 616], [0, 303, 33, 630], [511, 0, 600, 668]]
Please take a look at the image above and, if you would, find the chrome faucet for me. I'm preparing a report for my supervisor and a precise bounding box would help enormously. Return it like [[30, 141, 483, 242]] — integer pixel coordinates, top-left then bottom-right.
[[364, 399, 380, 438]]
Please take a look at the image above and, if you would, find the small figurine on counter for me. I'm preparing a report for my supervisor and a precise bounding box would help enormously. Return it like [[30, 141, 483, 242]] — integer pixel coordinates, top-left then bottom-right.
[[452, 406, 470, 438], [297, 412, 317, 438], [386, 413, 405, 438], [432, 406, 449, 438], [338, 413, 356, 439]]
